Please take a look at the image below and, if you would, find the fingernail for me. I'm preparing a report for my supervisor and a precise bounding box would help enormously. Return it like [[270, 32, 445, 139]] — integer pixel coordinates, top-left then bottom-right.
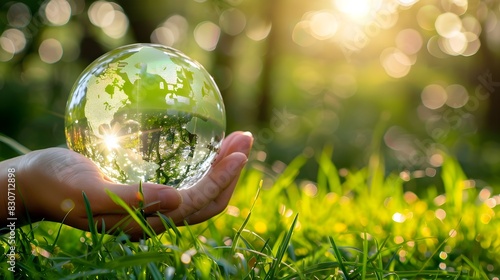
[[235, 156, 248, 171], [158, 188, 182, 209], [225, 156, 247, 175], [242, 131, 253, 138], [240, 157, 249, 167], [239, 132, 254, 155]]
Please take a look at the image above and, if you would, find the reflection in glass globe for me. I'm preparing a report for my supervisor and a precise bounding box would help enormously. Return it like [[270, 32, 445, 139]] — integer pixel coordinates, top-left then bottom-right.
[[65, 44, 226, 189]]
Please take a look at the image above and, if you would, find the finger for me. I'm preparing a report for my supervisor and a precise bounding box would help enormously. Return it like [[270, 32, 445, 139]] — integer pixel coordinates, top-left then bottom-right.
[[180, 160, 242, 224], [91, 183, 182, 215], [167, 152, 248, 224], [212, 131, 253, 166]]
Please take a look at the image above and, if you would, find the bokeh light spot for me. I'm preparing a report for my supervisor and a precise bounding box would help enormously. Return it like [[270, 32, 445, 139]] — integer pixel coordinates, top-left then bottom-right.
[[429, 153, 444, 167], [434, 195, 446, 206], [485, 197, 497, 208], [226, 205, 240, 217], [151, 27, 175, 46], [309, 10, 338, 40], [439, 251, 448, 260], [151, 15, 188, 47], [334, 0, 371, 19], [45, 0, 72, 26], [60, 199, 75, 212], [102, 10, 129, 39], [484, 9, 497, 33], [301, 182, 318, 197], [399, 170, 411, 181], [479, 188, 491, 202], [446, 84, 468, 108], [480, 213, 492, 224], [0, 37, 15, 61], [427, 35, 447, 58], [404, 191, 419, 204], [396, 29, 422, 55], [7, 2, 32, 28], [219, 8, 246, 36], [462, 15, 482, 35], [1, 29, 26, 55], [88, 1, 115, 28], [439, 32, 467, 55], [435, 12, 462, 38], [442, 0, 468, 15], [254, 221, 268, 234], [194, 21, 221, 51], [380, 47, 412, 78], [421, 84, 447, 109], [39, 38, 64, 64], [88, 1, 128, 39], [417, 5, 441, 31], [392, 212, 406, 223], [292, 21, 315, 47], [435, 208, 446, 220], [462, 32, 481, 56], [398, 0, 418, 6], [181, 252, 192, 264], [245, 17, 272, 41], [394, 235, 405, 244]]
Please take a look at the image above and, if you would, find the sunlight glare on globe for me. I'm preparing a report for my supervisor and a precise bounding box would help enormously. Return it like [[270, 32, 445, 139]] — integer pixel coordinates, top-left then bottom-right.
[[65, 44, 226, 189]]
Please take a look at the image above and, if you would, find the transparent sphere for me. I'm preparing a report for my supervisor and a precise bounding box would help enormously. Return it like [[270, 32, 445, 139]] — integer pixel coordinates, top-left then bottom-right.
[[65, 44, 226, 189]]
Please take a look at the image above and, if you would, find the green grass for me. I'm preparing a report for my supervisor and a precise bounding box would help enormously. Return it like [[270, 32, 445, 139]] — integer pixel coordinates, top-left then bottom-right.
[[1, 146, 499, 279]]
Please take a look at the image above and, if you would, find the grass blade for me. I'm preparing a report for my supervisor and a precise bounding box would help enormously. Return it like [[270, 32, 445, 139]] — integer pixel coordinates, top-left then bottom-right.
[[361, 232, 368, 279], [265, 213, 299, 280], [329, 236, 349, 280], [0, 133, 31, 154], [232, 182, 262, 252], [105, 189, 155, 238], [82, 191, 99, 247], [317, 145, 342, 195]]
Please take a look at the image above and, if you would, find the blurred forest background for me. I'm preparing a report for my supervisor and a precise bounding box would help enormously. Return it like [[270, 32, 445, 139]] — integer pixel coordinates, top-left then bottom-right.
[[1, 0, 500, 192]]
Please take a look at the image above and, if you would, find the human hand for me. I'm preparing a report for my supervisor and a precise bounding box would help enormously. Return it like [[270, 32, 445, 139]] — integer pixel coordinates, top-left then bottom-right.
[[3, 131, 252, 239]]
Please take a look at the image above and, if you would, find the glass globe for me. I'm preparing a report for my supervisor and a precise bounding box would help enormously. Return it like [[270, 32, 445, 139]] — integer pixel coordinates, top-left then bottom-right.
[[65, 44, 226, 189]]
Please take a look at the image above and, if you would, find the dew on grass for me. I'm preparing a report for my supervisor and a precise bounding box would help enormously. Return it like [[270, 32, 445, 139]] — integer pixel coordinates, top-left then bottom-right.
[[65, 43, 226, 189]]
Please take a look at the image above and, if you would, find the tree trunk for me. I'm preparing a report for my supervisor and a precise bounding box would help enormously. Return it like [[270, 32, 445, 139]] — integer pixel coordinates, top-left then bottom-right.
[[257, 0, 279, 124]]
